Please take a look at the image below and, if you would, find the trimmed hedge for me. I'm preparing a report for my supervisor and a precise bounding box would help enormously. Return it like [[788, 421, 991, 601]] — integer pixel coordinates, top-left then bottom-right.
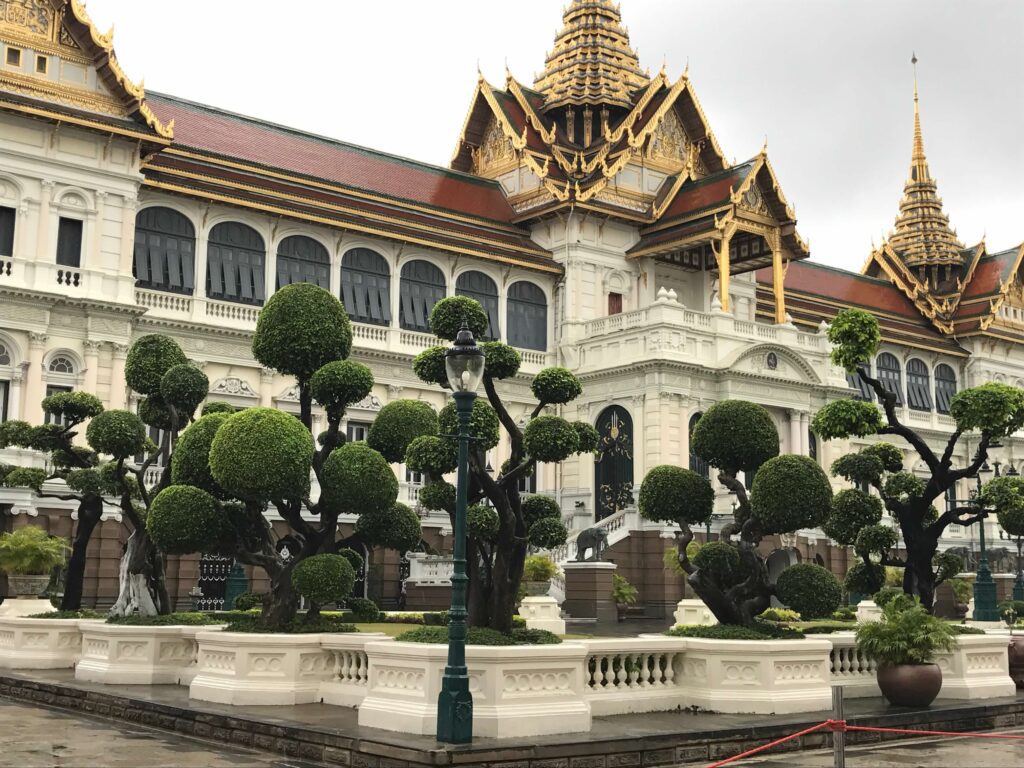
[[86, 410, 147, 459], [395, 625, 561, 645], [310, 360, 373, 415], [125, 335, 188, 396], [691, 400, 779, 474], [844, 561, 886, 595], [528, 517, 568, 549], [750, 455, 833, 534], [667, 623, 805, 640], [160, 364, 209, 416], [224, 615, 358, 634], [776, 563, 842, 619], [106, 612, 223, 626], [320, 442, 398, 515], [347, 597, 382, 623], [530, 368, 582, 405], [291, 554, 356, 605], [231, 592, 265, 611], [201, 401, 236, 416], [638, 465, 714, 526], [367, 400, 439, 463], [147, 485, 221, 555]]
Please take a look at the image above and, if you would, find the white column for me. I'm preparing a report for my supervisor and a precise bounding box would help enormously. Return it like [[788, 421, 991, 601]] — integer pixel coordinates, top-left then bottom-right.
[[799, 412, 810, 456], [36, 180, 54, 264], [83, 340, 101, 396], [23, 333, 47, 425], [788, 410, 802, 456], [9, 363, 27, 420], [259, 367, 275, 408], [89, 192, 107, 270], [109, 343, 129, 410]]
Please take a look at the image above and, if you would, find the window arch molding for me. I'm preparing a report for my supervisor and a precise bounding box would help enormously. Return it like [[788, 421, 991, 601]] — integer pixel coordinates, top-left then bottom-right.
[[0, 173, 24, 204], [341, 246, 392, 326], [454, 268, 500, 340], [206, 220, 268, 305], [43, 349, 83, 377], [398, 258, 447, 333], [506, 279, 548, 351], [906, 358, 932, 411], [274, 233, 331, 291], [0, 333, 23, 368], [875, 352, 904, 405], [134, 205, 198, 295]]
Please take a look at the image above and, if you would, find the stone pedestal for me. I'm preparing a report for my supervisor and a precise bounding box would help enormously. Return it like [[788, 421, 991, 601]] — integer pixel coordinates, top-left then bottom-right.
[[518, 596, 566, 634], [0, 598, 54, 618], [855, 599, 881, 623], [562, 562, 617, 623], [672, 598, 718, 627]]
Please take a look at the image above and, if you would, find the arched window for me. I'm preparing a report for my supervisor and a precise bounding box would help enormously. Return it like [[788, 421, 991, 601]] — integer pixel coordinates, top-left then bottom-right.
[[935, 364, 958, 414], [133, 207, 195, 294], [207, 222, 266, 305], [456, 271, 499, 340], [399, 260, 445, 332], [0, 342, 10, 366], [689, 412, 710, 480], [0, 341, 12, 422], [275, 235, 329, 291], [48, 355, 76, 374], [341, 248, 391, 326], [808, 431, 818, 462], [906, 359, 932, 411], [594, 406, 634, 521], [507, 281, 547, 351], [876, 353, 903, 405]]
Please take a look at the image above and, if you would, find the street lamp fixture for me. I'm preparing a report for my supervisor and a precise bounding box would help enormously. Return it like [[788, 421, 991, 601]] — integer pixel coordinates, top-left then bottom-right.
[[972, 460, 999, 621], [436, 322, 484, 744]]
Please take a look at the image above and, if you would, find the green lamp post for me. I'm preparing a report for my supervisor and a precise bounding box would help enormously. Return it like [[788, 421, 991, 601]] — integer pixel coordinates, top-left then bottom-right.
[[973, 461, 1000, 621], [436, 322, 485, 744]]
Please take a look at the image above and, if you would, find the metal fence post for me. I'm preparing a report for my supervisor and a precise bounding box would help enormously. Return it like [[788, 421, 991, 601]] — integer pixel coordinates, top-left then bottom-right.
[[832, 685, 845, 768]]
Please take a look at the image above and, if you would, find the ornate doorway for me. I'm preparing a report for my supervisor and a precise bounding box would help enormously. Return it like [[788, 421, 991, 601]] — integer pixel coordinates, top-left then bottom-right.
[[594, 405, 634, 521]]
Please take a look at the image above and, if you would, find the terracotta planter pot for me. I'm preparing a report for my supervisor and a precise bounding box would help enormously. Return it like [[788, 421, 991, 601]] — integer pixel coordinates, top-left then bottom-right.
[[1008, 636, 1024, 689], [6, 575, 50, 598], [876, 663, 942, 707]]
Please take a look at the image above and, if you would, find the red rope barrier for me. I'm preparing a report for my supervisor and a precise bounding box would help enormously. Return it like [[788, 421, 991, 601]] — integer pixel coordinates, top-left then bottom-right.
[[844, 724, 1024, 740], [703, 721, 831, 768]]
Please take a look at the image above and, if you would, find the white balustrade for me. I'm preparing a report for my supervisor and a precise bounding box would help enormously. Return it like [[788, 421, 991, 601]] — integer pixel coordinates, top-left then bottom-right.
[[827, 632, 880, 698], [136, 289, 192, 314], [580, 638, 687, 715], [205, 300, 261, 324]]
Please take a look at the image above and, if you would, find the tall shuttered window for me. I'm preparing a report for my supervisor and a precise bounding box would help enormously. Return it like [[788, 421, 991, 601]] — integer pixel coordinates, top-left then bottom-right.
[[399, 260, 445, 333], [935, 364, 957, 415], [56, 217, 82, 268], [207, 222, 266, 305], [876, 353, 903, 406], [846, 367, 873, 401], [506, 281, 547, 351], [594, 405, 634, 520], [906, 358, 932, 411], [0, 206, 14, 257], [0, 380, 8, 423], [341, 249, 391, 326], [275, 235, 330, 290], [689, 412, 710, 480], [133, 207, 196, 294], [456, 271, 499, 341], [44, 384, 72, 426]]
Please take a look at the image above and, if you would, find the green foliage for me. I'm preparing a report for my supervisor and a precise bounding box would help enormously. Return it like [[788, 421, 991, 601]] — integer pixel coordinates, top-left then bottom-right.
[[949, 578, 972, 603], [844, 561, 886, 595], [572, 421, 600, 454], [824, 489, 884, 546], [418, 480, 455, 513], [138, 394, 173, 430], [638, 465, 714, 527], [873, 586, 904, 608], [0, 527, 67, 574], [776, 563, 842, 619], [429, 295, 489, 341], [201, 401, 236, 416], [481, 341, 521, 380], [337, 548, 364, 573], [883, 566, 904, 587], [467, 504, 499, 541], [982, 476, 1024, 535], [209, 408, 313, 502], [438, 398, 500, 452], [125, 335, 188, 396], [528, 517, 567, 549], [171, 413, 232, 497], [759, 608, 802, 622], [252, 282, 353, 380], [883, 472, 924, 502], [522, 495, 561, 527], [693, 540, 740, 584], [530, 368, 582, 405], [355, 502, 422, 552], [65, 467, 102, 496], [524, 415, 579, 462], [368, 400, 439, 463], [855, 597, 956, 665], [24, 424, 64, 453], [832, 606, 858, 622], [224, 615, 357, 634], [523, 554, 558, 582], [667, 623, 805, 640], [612, 573, 639, 606], [27, 609, 103, 619], [690, 400, 779, 474], [2, 467, 47, 491], [0, 420, 33, 448], [160, 364, 209, 417], [949, 382, 1024, 438], [750, 455, 833, 534], [291, 554, 356, 605], [232, 592, 265, 611], [40, 391, 103, 424], [949, 624, 986, 635], [106, 612, 224, 626], [396, 625, 553, 645], [863, 443, 904, 473], [310, 360, 373, 416], [412, 346, 448, 387], [50, 446, 98, 471], [933, 551, 962, 584], [347, 597, 382, 623], [404, 435, 457, 475], [85, 410, 147, 458], [511, 628, 562, 644], [321, 442, 399, 515], [855, 524, 898, 558], [827, 309, 881, 373], [812, 399, 884, 440], [147, 485, 221, 555]]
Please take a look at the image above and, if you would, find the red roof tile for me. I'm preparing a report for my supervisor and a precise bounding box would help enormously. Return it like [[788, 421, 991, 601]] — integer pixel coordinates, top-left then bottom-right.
[[758, 261, 924, 319]]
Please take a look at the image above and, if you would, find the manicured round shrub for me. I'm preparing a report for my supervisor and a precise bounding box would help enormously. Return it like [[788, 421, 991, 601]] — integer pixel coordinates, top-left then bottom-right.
[[439, 399, 499, 451], [812, 400, 884, 440], [291, 554, 355, 605], [429, 295, 489, 341], [418, 481, 455, 513], [368, 400, 439, 463], [405, 435, 457, 475], [883, 472, 924, 501], [320, 442, 398, 515], [830, 452, 885, 486], [776, 563, 842, 619], [691, 400, 779, 473], [347, 597, 381, 623], [862, 443, 904, 473], [528, 517, 567, 549], [530, 368, 582, 405], [41, 391, 103, 423], [982, 476, 1024, 536], [413, 346, 448, 387], [638, 465, 714, 526], [201, 401, 236, 416], [572, 422, 600, 454], [160, 364, 209, 416], [950, 382, 1024, 439], [844, 561, 886, 595], [147, 485, 222, 555], [138, 394, 173, 430], [750, 455, 833, 534], [2, 467, 47, 490], [310, 360, 373, 414], [692, 541, 740, 584], [481, 342, 521, 380], [855, 524, 898, 558], [0, 420, 33, 449], [66, 468, 102, 496], [827, 309, 881, 373], [524, 415, 579, 463], [337, 548, 364, 573], [125, 335, 188, 396], [467, 504, 499, 541], [86, 410, 147, 458], [209, 408, 313, 501], [171, 413, 232, 496], [232, 592, 265, 611], [252, 283, 352, 380], [522, 495, 560, 527], [823, 488, 883, 546], [355, 502, 422, 552]]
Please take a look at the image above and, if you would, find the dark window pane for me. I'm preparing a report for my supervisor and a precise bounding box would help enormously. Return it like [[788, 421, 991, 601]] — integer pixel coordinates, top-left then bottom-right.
[[0, 206, 14, 257], [455, 271, 499, 340], [906, 358, 932, 411], [133, 207, 196, 295], [276, 235, 330, 290], [207, 222, 265, 305], [507, 281, 547, 351], [399, 260, 445, 332], [608, 292, 623, 315], [56, 218, 82, 268], [341, 248, 391, 326], [44, 384, 73, 426], [689, 412, 710, 479], [0, 380, 8, 423], [846, 368, 873, 401], [935, 364, 957, 415], [595, 406, 634, 520], [876, 353, 903, 406]]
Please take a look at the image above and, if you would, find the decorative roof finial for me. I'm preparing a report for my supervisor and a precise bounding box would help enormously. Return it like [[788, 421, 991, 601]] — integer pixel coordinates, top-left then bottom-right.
[[911, 52, 925, 163]]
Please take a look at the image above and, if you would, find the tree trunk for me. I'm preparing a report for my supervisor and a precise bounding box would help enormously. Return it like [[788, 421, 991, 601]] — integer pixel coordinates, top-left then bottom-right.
[[108, 529, 168, 617], [466, 544, 490, 628], [904, 536, 939, 612], [486, 536, 527, 634], [61, 496, 102, 611], [263, 561, 299, 627]]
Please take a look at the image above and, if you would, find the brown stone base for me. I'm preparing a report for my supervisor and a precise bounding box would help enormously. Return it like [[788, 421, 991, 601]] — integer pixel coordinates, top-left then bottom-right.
[[563, 561, 618, 623]]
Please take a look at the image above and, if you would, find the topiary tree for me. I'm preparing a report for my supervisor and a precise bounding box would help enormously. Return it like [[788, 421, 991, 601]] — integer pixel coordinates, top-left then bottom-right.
[[989, 476, 1024, 588], [408, 297, 591, 633], [146, 283, 418, 628], [639, 400, 839, 626], [814, 308, 1024, 610]]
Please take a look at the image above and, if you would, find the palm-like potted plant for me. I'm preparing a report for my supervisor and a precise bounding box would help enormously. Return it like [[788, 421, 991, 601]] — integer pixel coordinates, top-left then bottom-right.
[[999, 601, 1024, 688], [522, 555, 559, 597], [0, 527, 68, 599], [612, 574, 639, 622], [855, 595, 955, 707], [949, 578, 972, 619]]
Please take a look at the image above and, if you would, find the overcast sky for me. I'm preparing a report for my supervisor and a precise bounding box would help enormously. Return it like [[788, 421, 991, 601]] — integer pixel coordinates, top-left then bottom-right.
[[89, 1, 1022, 271]]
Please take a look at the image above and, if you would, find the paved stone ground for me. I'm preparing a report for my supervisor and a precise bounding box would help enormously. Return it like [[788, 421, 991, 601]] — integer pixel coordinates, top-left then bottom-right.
[[0, 699, 314, 768]]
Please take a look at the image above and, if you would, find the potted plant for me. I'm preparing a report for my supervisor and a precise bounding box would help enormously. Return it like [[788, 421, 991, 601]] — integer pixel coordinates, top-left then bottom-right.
[[522, 555, 558, 596], [0, 527, 68, 599], [999, 601, 1024, 688], [949, 578, 972, 619], [855, 595, 956, 707], [612, 574, 639, 622]]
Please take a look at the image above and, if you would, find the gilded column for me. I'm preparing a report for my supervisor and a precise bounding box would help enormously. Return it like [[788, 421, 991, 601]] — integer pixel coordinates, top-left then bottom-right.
[[715, 225, 734, 313], [109, 343, 129, 410], [83, 340, 101, 397], [771, 229, 787, 324], [259, 367, 275, 407], [23, 332, 48, 424]]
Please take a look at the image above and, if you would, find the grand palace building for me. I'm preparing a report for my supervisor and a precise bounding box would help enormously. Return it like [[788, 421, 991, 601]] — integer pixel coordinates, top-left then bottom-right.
[[1, 0, 1022, 614]]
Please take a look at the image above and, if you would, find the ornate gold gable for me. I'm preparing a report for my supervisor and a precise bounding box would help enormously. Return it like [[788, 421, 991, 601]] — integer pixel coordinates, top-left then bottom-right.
[[471, 117, 517, 176]]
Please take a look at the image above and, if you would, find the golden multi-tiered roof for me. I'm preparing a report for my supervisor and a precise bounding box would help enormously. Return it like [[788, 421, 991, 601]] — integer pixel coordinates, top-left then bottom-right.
[[533, 0, 649, 112]]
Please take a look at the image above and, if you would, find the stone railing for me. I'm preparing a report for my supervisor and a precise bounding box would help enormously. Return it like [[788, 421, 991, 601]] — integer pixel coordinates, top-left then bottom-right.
[[319, 634, 386, 707], [579, 637, 687, 715], [550, 507, 634, 565], [826, 632, 880, 698], [136, 288, 192, 315]]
